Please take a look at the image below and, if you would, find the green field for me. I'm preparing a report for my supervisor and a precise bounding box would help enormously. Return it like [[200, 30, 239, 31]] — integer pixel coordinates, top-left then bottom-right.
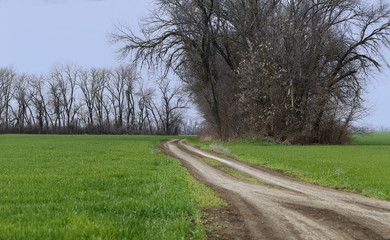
[[188, 132, 390, 200], [2, 133, 389, 239], [0, 135, 224, 240]]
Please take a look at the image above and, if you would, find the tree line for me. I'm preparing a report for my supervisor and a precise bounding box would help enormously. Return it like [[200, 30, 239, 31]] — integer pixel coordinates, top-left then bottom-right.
[[0, 64, 199, 135], [113, 0, 390, 144]]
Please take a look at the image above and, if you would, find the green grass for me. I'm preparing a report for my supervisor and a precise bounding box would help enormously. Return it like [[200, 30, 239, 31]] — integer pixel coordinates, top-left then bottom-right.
[[188, 133, 390, 200], [202, 157, 268, 184], [219, 167, 269, 185], [353, 132, 390, 145], [0, 135, 224, 240], [202, 158, 223, 167]]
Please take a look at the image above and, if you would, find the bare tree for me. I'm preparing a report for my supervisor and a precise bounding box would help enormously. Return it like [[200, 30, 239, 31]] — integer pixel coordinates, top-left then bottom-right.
[[0, 67, 17, 132], [0, 64, 190, 135], [47, 78, 63, 131], [136, 82, 155, 134], [112, 0, 237, 138], [11, 74, 32, 132], [123, 65, 139, 133], [78, 67, 111, 133], [113, 0, 390, 143], [105, 66, 124, 131], [235, 0, 390, 143], [49, 64, 80, 132], [78, 68, 98, 128], [155, 78, 187, 135], [29, 74, 51, 132], [94, 69, 110, 131]]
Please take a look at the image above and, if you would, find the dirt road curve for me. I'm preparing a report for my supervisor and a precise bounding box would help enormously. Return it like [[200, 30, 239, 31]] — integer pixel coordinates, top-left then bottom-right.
[[162, 140, 390, 240]]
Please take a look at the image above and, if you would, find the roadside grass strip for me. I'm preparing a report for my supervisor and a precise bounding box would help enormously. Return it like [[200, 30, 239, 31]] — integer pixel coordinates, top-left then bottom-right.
[[202, 158, 223, 167], [0, 135, 224, 240], [202, 157, 269, 185], [188, 133, 390, 201], [219, 167, 269, 185]]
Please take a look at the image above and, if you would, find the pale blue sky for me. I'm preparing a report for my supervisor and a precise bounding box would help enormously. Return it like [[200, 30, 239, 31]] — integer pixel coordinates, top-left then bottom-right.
[[0, 0, 389, 129], [0, 0, 152, 72]]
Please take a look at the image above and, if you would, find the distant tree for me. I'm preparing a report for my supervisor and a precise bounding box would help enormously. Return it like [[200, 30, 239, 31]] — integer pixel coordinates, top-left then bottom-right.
[[11, 74, 32, 132], [136, 82, 155, 134], [47, 76, 63, 131], [49, 64, 80, 132], [106, 65, 137, 132], [29, 74, 51, 132], [94, 69, 110, 131], [0, 64, 191, 135], [0, 67, 17, 132], [155, 78, 187, 135], [78, 67, 110, 131], [78, 68, 96, 128], [122, 65, 139, 133]]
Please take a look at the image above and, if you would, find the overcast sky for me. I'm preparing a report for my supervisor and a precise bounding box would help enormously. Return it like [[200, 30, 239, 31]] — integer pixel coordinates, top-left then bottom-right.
[[0, 0, 389, 129], [0, 0, 152, 71]]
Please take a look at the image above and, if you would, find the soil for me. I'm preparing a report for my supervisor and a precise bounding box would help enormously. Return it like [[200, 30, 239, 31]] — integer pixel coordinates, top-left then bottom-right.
[[161, 140, 390, 240]]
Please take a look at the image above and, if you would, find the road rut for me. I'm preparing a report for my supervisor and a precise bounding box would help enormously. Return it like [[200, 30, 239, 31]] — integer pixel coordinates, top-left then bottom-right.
[[162, 140, 390, 240]]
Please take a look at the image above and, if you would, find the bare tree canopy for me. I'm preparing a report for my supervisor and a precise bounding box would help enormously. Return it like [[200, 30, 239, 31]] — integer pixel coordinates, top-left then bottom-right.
[[112, 0, 390, 144], [0, 64, 196, 135]]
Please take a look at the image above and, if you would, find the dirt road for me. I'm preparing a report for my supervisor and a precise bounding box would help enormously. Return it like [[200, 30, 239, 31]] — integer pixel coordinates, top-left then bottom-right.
[[162, 139, 390, 240]]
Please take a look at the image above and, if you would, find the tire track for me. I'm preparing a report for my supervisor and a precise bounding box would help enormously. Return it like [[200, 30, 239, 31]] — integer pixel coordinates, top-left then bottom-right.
[[162, 140, 390, 240]]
